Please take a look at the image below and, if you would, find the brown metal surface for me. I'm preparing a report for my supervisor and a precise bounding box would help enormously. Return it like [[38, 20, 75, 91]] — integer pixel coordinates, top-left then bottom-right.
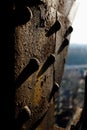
[[0, 0, 75, 130]]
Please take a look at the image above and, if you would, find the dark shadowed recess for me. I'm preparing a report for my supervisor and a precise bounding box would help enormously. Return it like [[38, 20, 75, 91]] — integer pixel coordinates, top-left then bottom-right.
[[0, 1, 16, 129]]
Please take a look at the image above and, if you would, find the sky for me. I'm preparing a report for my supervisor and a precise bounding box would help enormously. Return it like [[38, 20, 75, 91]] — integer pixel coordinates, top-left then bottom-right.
[[70, 0, 87, 45]]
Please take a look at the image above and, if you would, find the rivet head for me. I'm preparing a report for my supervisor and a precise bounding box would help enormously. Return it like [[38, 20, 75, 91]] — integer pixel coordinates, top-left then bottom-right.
[[45, 20, 61, 37], [57, 38, 69, 54], [15, 58, 40, 88], [19, 105, 31, 122], [13, 7, 32, 26], [15, 106, 31, 129], [22, 105, 31, 118], [64, 26, 73, 38], [49, 82, 59, 102], [37, 54, 55, 77]]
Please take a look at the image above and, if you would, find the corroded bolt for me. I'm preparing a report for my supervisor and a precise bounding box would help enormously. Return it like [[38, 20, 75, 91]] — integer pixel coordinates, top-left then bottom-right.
[[13, 7, 32, 26], [16, 106, 31, 129], [37, 54, 55, 77], [22, 105, 31, 120], [49, 82, 59, 102], [28, 58, 40, 73], [64, 26, 73, 38], [57, 38, 69, 54], [15, 58, 40, 88], [45, 20, 61, 37]]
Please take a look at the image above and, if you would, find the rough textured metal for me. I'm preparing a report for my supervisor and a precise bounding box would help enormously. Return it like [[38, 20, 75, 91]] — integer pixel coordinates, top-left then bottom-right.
[[0, 0, 76, 130]]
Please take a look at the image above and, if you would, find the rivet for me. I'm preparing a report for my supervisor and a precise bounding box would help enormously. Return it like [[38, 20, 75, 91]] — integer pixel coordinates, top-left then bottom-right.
[[57, 38, 69, 54], [37, 54, 55, 77], [15, 58, 40, 88], [64, 26, 73, 38], [49, 82, 59, 102], [16, 106, 31, 128], [22, 105, 31, 118], [45, 20, 61, 37], [13, 7, 32, 26]]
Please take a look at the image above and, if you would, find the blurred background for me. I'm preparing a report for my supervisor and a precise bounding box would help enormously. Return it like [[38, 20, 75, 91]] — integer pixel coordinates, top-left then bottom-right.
[[54, 0, 87, 128]]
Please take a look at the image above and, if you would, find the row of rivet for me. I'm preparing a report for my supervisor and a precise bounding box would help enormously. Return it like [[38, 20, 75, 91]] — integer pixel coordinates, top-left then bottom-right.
[[14, 4, 73, 128], [15, 55, 59, 127], [15, 54, 55, 89], [57, 25, 73, 54]]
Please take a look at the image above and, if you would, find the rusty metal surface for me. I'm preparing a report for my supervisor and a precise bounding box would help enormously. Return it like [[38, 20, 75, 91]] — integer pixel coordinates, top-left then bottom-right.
[[0, 0, 75, 130]]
